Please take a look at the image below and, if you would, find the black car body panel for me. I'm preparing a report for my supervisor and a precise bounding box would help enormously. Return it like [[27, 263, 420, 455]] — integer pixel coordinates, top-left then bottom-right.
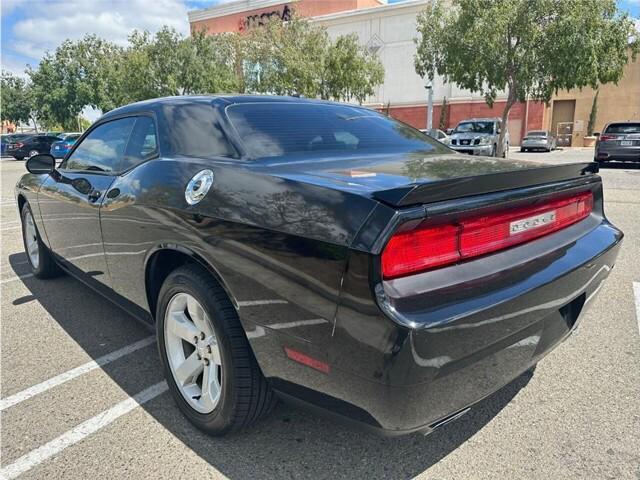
[[15, 95, 623, 435]]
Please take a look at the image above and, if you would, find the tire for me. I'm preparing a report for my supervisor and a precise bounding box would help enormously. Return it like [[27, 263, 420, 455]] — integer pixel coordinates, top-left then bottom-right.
[[156, 264, 276, 435], [520, 148, 526, 152], [21, 203, 62, 278]]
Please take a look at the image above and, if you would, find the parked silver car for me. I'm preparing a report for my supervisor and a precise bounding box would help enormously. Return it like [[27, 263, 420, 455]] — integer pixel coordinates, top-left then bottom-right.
[[420, 128, 450, 145], [521, 130, 556, 152], [595, 121, 640, 163], [449, 118, 509, 157]]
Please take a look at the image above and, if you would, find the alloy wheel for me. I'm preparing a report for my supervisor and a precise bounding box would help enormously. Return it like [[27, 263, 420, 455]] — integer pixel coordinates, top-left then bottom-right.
[[23, 209, 39, 269], [164, 292, 222, 414]]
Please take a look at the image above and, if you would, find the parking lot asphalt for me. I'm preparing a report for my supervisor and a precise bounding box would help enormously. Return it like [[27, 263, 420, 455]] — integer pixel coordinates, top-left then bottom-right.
[[1, 149, 639, 479]]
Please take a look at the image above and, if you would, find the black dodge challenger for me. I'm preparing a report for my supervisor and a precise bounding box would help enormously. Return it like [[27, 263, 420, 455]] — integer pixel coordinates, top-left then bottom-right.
[[15, 95, 622, 436]]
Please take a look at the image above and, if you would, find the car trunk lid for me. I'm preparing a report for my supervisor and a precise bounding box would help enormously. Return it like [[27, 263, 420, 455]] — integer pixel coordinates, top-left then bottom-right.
[[257, 152, 598, 208]]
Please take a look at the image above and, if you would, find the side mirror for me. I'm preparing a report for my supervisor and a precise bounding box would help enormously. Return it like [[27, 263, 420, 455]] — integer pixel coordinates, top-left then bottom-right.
[[594, 132, 600, 137], [26, 154, 56, 175], [446, 129, 454, 135]]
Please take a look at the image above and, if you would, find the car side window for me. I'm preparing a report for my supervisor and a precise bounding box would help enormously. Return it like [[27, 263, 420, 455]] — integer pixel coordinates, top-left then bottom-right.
[[120, 116, 158, 172], [61, 117, 136, 173]]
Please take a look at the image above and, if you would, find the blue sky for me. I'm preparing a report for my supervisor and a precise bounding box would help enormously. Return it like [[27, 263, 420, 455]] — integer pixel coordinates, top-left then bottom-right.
[[2, 0, 639, 78]]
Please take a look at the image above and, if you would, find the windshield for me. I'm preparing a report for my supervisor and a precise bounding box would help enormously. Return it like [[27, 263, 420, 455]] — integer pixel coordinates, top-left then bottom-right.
[[454, 121, 495, 134], [605, 123, 640, 134], [527, 131, 547, 137], [227, 103, 448, 159]]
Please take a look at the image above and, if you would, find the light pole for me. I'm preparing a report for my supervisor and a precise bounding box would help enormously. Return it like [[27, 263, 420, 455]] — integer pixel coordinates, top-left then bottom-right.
[[425, 81, 433, 132]]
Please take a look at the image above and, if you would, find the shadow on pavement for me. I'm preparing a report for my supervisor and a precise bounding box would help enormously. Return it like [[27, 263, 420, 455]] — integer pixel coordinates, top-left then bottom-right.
[[8, 252, 533, 479]]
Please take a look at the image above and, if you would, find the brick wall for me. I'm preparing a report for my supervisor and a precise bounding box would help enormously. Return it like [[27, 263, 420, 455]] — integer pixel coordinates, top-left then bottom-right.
[[384, 101, 545, 138]]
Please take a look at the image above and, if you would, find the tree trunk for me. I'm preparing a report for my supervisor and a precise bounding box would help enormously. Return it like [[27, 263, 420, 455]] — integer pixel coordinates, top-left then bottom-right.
[[31, 116, 38, 134], [496, 87, 516, 158]]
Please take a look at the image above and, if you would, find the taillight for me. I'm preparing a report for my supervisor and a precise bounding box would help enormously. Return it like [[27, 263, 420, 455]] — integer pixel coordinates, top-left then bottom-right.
[[599, 134, 619, 142], [381, 191, 593, 279], [14, 143, 24, 148]]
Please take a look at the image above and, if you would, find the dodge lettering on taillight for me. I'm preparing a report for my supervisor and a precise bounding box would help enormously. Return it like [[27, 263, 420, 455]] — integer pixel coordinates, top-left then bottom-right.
[[509, 211, 557, 235]]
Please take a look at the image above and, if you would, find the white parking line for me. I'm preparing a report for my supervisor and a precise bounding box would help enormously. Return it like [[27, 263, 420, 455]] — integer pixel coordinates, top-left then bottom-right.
[[633, 282, 640, 336], [0, 381, 168, 480], [0, 336, 155, 411]]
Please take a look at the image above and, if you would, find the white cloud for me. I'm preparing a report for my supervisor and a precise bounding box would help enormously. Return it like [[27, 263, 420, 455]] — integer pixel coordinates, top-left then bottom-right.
[[0, 54, 32, 77], [10, 0, 191, 60], [0, 0, 27, 16]]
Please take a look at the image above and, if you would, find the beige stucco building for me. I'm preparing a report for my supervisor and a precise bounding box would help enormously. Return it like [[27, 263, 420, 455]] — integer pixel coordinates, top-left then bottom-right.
[[543, 53, 640, 146]]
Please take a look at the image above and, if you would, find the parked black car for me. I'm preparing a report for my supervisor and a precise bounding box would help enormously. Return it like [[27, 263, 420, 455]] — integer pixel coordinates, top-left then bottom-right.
[[15, 96, 622, 436], [595, 121, 640, 163], [7, 135, 61, 160]]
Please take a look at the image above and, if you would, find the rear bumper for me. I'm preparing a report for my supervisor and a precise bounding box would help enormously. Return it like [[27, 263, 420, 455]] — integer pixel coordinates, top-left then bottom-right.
[[596, 146, 640, 162], [522, 141, 551, 149], [264, 214, 621, 435]]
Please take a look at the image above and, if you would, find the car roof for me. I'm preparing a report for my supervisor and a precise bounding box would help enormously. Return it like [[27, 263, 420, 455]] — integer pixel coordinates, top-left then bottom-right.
[[100, 94, 349, 121]]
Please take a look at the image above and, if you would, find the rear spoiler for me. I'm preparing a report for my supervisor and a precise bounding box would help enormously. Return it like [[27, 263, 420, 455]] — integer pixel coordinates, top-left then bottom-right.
[[372, 162, 599, 207]]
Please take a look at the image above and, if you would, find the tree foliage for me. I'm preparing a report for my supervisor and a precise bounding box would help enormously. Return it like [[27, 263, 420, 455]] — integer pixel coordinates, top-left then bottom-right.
[[587, 90, 599, 136], [1, 71, 36, 127], [415, 0, 639, 155], [438, 96, 448, 130], [24, 17, 384, 129], [230, 16, 383, 103], [28, 35, 120, 129]]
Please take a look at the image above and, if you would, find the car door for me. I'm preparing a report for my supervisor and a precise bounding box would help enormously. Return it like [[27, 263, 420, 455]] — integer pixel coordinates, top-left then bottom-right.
[[38, 117, 136, 290]]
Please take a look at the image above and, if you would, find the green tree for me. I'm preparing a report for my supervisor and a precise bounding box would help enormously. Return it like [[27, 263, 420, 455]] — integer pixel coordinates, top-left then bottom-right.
[[244, 16, 383, 102], [116, 27, 241, 104], [1, 71, 38, 130], [439, 96, 448, 130], [415, 0, 638, 156], [587, 90, 599, 136], [322, 33, 384, 103], [28, 35, 120, 129]]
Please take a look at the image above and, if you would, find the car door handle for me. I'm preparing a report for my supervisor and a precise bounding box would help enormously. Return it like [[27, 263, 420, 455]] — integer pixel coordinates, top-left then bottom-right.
[[88, 190, 102, 202]]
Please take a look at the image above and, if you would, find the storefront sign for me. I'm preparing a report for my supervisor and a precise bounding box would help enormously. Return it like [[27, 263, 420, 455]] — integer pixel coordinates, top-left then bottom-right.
[[239, 4, 292, 31]]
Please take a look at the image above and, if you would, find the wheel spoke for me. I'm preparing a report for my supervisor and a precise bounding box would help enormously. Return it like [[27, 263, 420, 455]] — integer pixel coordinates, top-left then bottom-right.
[[186, 295, 209, 333], [199, 363, 220, 412], [169, 312, 199, 344], [208, 341, 222, 366], [174, 351, 203, 386]]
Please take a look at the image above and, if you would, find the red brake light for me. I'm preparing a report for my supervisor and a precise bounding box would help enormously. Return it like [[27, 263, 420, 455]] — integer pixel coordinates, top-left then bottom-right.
[[381, 224, 460, 278], [599, 134, 618, 141], [15, 142, 24, 148], [381, 191, 593, 279]]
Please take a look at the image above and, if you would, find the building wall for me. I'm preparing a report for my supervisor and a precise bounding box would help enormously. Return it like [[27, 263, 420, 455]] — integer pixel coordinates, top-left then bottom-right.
[[381, 101, 544, 141], [188, 0, 635, 148], [191, 0, 381, 34], [316, 1, 492, 107], [543, 53, 639, 145]]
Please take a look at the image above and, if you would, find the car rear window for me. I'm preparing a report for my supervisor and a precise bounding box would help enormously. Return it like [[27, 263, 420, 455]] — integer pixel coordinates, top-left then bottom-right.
[[604, 123, 640, 134], [161, 102, 237, 159], [527, 131, 547, 137], [226, 102, 446, 159]]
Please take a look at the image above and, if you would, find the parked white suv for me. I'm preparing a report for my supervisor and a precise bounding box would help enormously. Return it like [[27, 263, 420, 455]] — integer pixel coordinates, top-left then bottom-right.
[[449, 118, 509, 157]]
